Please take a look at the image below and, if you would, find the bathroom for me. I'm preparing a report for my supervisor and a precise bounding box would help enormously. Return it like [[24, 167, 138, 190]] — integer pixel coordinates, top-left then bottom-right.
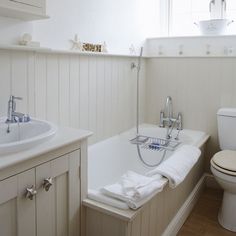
[[0, 0, 236, 235]]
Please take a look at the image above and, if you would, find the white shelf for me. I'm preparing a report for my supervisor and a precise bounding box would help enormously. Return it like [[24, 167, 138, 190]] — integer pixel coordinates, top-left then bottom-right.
[[147, 55, 236, 58], [0, 44, 51, 52], [0, 44, 140, 58], [3, 43, 236, 58], [147, 34, 236, 40]]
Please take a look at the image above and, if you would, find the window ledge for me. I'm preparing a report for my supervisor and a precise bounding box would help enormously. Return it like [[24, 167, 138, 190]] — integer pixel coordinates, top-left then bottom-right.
[[147, 34, 236, 40], [145, 35, 236, 57]]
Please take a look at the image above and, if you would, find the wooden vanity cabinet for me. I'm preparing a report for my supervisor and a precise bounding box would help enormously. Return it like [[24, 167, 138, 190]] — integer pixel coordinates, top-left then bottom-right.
[[0, 149, 81, 236]]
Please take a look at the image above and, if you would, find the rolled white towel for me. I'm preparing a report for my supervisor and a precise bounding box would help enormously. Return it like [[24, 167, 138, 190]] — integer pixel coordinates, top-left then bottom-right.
[[147, 145, 201, 188]]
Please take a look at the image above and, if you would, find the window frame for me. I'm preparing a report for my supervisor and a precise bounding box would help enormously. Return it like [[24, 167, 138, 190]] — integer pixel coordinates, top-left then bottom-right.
[[160, 0, 229, 36]]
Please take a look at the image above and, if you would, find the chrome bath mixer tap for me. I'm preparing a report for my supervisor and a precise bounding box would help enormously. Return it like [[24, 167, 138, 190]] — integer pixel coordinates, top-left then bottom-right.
[[159, 96, 183, 139]]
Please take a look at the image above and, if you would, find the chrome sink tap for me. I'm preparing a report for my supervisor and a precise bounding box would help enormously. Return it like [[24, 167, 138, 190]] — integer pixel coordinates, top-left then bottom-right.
[[159, 96, 183, 139], [6, 95, 30, 124]]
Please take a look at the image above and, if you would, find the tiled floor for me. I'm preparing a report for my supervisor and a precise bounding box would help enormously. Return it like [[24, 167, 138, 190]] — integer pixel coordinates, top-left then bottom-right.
[[178, 188, 236, 236]]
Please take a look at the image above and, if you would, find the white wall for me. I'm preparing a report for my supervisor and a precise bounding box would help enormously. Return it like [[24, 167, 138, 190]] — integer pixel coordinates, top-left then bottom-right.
[[0, 0, 159, 53], [146, 57, 236, 172], [0, 50, 146, 144]]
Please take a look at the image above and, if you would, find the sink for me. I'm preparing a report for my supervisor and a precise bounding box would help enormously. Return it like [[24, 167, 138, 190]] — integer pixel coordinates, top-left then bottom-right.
[[0, 117, 57, 155]]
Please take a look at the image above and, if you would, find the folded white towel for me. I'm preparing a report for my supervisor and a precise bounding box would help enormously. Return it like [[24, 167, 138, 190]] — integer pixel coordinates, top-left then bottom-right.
[[102, 171, 167, 209], [147, 145, 201, 188], [88, 189, 129, 210], [120, 171, 163, 200]]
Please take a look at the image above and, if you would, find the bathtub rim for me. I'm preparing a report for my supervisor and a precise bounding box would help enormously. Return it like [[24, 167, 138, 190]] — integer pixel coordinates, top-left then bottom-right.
[[83, 133, 210, 222]]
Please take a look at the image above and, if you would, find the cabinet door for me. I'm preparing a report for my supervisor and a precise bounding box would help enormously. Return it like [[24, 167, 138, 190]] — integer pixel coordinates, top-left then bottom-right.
[[0, 169, 36, 236], [36, 150, 81, 236], [9, 0, 43, 8]]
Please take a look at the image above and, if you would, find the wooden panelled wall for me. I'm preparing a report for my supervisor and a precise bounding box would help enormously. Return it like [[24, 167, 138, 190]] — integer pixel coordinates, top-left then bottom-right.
[[146, 57, 236, 171], [0, 50, 146, 144]]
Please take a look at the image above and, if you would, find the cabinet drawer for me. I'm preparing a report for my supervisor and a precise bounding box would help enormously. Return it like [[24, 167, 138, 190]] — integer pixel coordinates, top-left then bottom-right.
[[9, 0, 43, 8]]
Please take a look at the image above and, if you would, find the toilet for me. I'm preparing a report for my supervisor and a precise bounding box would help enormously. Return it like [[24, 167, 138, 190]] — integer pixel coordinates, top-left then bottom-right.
[[211, 108, 236, 232]]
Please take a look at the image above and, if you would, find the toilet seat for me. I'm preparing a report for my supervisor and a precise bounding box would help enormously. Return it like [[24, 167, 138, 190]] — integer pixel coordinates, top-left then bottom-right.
[[211, 150, 236, 176]]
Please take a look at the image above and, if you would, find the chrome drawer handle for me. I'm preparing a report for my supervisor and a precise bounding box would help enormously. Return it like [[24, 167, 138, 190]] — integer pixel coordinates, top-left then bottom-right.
[[25, 186, 37, 200], [42, 177, 53, 191]]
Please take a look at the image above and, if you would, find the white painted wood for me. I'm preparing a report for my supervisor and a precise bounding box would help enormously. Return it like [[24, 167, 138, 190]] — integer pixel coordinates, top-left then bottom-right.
[[0, 198, 17, 236], [46, 54, 59, 123], [0, 50, 145, 145], [69, 55, 80, 129], [12, 0, 44, 8], [36, 152, 80, 236], [0, 50, 11, 116], [0, 0, 48, 20], [17, 168, 36, 236], [59, 55, 70, 126], [0, 176, 17, 205], [68, 150, 81, 236], [79, 56, 89, 130], [96, 57, 105, 140], [35, 53, 47, 120], [80, 139, 88, 236], [88, 57, 97, 144], [0, 45, 141, 57], [162, 174, 206, 236], [103, 57, 112, 139], [146, 57, 236, 171], [0, 169, 36, 236]]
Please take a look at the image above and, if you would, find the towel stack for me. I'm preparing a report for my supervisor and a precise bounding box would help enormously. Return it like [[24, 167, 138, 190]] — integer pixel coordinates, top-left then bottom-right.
[[101, 145, 201, 210], [102, 171, 167, 209]]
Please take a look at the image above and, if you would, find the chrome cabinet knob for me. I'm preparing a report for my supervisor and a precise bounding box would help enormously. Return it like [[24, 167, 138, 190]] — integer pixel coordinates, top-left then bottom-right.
[[25, 186, 37, 200], [42, 177, 53, 191]]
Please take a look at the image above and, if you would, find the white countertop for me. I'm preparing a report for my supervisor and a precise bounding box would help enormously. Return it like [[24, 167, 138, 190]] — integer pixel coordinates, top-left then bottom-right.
[[0, 127, 93, 171]]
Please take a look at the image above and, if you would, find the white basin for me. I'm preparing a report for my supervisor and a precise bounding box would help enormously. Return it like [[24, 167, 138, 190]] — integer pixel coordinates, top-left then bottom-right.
[[0, 117, 57, 155]]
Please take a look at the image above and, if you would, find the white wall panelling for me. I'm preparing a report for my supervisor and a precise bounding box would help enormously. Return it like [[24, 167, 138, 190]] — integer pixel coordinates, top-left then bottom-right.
[[0, 49, 146, 144], [146, 57, 236, 171]]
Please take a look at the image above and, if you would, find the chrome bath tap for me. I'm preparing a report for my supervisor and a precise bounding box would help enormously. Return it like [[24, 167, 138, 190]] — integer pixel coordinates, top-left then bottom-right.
[[6, 95, 30, 124], [160, 96, 183, 139]]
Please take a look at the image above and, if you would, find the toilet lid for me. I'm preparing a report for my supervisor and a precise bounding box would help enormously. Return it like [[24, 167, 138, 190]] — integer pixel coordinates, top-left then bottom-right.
[[212, 150, 236, 173]]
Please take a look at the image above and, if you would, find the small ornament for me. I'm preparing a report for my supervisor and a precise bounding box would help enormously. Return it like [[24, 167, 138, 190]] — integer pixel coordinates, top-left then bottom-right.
[[19, 33, 32, 46], [102, 41, 108, 53], [179, 45, 184, 55], [70, 34, 82, 51], [206, 44, 211, 55], [158, 45, 163, 56], [129, 44, 136, 55], [224, 46, 234, 56]]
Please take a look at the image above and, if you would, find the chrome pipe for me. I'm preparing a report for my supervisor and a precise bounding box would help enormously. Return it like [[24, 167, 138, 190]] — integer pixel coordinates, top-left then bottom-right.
[[136, 47, 143, 136]]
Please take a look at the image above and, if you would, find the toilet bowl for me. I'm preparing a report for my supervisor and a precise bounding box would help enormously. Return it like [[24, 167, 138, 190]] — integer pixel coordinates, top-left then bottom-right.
[[211, 151, 236, 232], [210, 108, 236, 232]]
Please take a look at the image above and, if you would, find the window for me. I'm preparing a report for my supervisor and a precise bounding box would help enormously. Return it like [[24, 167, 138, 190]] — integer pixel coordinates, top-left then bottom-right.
[[160, 0, 236, 36]]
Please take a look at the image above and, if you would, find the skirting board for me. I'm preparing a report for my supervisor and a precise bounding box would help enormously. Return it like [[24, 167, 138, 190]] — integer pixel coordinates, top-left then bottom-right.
[[205, 173, 221, 189], [162, 174, 207, 236]]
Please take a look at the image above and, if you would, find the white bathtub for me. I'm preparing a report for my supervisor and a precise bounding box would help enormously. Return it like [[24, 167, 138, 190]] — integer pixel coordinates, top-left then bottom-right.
[[88, 124, 208, 209]]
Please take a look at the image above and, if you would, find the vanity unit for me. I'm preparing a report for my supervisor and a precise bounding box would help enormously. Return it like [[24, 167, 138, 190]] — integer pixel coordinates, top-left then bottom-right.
[[0, 126, 92, 236], [0, 0, 48, 20]]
